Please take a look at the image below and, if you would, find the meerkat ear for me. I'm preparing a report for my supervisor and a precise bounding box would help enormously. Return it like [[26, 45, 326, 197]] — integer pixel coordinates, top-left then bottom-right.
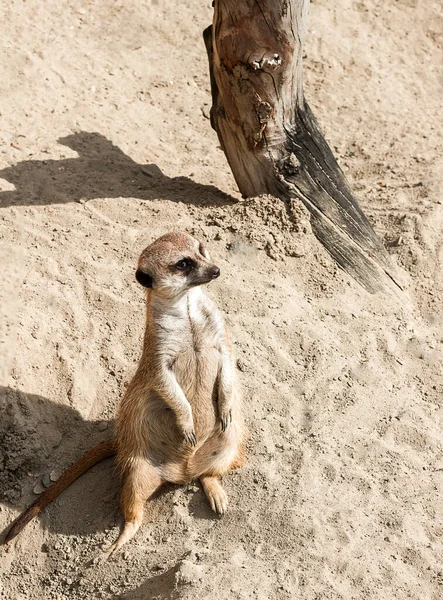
[[135, 269, 153, 288], [199, 241, 211, 260]]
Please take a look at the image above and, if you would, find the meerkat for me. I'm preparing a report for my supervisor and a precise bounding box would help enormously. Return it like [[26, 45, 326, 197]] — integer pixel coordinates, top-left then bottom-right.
[[3, 232, 245, 552]]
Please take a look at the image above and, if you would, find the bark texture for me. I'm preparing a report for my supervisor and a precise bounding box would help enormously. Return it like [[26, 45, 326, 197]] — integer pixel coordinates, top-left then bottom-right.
[[204, 0, 401, 294]]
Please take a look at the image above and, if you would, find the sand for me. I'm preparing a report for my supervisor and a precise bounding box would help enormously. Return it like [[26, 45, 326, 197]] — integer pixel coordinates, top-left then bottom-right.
[[0, 0, 442, 598]]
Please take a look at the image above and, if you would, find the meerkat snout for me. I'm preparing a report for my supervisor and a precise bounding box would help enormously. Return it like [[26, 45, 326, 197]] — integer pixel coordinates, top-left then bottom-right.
[[135, 232, 220, 298]]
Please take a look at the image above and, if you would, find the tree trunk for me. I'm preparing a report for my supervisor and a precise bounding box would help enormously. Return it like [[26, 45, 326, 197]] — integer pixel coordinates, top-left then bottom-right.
[[204, 0, 401, 294]]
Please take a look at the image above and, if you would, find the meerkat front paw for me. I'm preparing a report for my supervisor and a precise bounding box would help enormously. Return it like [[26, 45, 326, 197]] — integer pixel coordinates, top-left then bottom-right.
[[177, 411, 197, 446], [183, 429, 197, 446], [219, 409, 232, 432]]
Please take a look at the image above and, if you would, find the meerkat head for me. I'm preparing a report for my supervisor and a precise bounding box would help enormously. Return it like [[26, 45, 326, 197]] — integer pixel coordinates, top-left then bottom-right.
[[135, 232, 220, 298]]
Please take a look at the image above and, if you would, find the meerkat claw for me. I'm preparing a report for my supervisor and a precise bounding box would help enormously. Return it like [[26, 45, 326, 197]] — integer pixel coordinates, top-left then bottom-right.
[[184, 430, 197, 446], [220, 410, 232, 432]]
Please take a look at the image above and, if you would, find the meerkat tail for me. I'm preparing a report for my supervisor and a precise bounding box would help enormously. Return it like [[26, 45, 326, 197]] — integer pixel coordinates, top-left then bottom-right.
[[3, 438, 118, 545]]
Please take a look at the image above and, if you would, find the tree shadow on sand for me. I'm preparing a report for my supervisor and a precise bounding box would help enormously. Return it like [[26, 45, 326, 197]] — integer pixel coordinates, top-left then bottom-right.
[[0, 132, 235, 208]]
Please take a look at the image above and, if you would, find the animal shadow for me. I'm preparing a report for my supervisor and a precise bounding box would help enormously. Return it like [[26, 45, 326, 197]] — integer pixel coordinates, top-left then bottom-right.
[[0, 131, 235, 208], [0, 386, 119, 539], [115, 563, 181, 600]]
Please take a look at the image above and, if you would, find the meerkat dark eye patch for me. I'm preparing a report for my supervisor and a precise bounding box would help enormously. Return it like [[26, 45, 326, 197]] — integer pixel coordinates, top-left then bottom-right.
[[135, 269, 153, 288], [175, 258, 194, 271]]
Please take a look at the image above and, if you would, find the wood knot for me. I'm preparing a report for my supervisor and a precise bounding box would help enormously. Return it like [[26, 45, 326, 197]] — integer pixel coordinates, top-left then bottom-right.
[[253, 100, 273, 144], [279, 153, 301, 177], [256, 101, 272, 124]]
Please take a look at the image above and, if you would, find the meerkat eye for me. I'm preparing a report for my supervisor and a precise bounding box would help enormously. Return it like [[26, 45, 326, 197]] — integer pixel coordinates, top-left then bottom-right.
[[175, 259, 191, 271]]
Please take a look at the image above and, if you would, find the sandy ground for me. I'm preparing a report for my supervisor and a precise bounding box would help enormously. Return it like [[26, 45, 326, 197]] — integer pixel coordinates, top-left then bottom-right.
[[0, 0, 442, 598]]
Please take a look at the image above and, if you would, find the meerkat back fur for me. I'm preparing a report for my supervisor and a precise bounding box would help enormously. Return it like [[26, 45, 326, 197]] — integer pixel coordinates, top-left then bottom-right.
[[3, 232, 245, 552]]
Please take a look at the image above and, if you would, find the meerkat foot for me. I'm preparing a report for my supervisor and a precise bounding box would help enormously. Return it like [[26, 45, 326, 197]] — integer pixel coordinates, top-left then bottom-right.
[[105, 520, 141, 556], [219, 409, 232, 432], [200, 475, 228, 515], [109, 465, 161, 553]]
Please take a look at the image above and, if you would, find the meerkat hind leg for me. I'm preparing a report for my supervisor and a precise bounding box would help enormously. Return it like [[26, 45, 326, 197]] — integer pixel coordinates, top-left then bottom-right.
[[200, 475, 228, 515], [106, 466, 162, 555]]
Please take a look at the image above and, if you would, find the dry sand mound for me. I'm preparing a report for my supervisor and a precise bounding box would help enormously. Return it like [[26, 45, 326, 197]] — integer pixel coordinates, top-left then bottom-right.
[[1, 1, 442, 599]]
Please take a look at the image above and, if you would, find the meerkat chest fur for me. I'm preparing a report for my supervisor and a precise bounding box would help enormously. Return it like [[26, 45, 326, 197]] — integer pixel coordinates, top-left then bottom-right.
[[152, 287, 223, 410]]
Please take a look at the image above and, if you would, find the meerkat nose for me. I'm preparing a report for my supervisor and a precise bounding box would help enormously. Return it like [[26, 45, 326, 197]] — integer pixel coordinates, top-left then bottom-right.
[[211, 267, 221, 279]]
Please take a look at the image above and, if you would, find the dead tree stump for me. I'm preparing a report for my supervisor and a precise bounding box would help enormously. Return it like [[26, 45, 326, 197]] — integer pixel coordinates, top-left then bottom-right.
[[204, 0, 401, 294]]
